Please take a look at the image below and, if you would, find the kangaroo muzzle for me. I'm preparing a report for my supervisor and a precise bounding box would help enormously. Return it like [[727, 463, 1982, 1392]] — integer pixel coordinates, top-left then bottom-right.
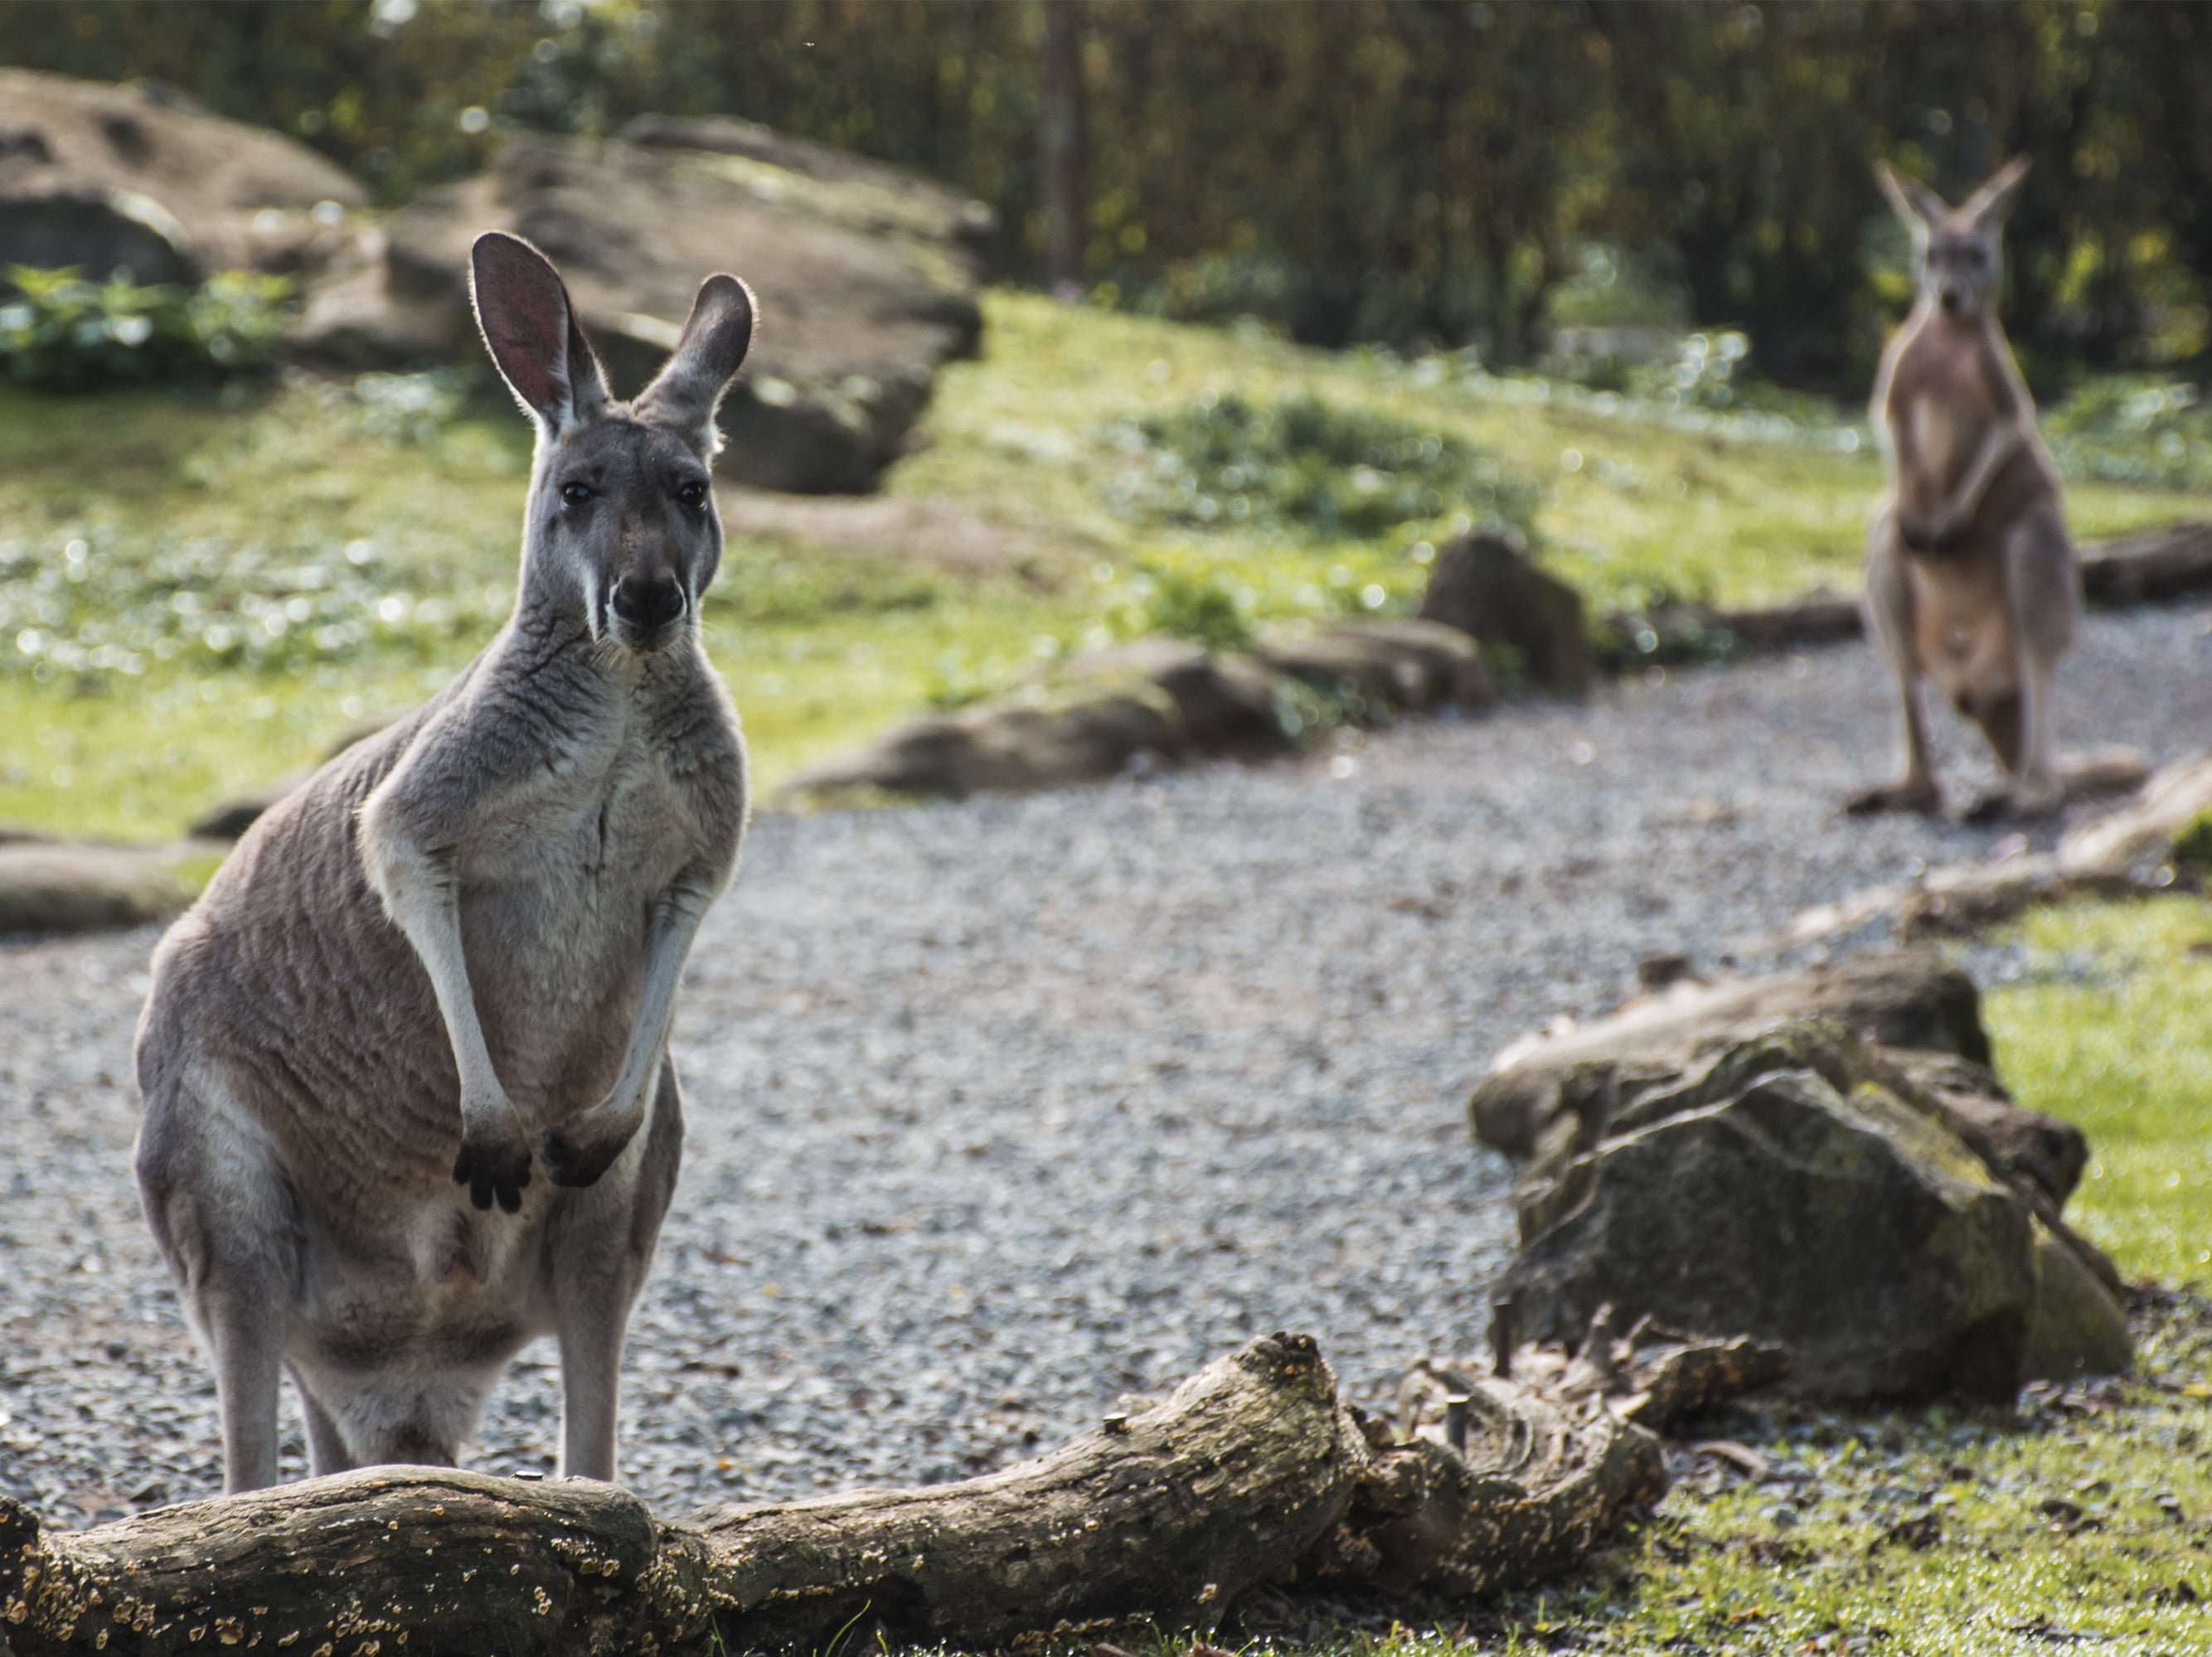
[[609, 572, 686, 646]]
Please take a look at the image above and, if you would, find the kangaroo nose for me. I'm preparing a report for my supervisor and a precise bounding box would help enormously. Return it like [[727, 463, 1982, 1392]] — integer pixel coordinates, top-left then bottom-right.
[[611, 573, 685, 634]]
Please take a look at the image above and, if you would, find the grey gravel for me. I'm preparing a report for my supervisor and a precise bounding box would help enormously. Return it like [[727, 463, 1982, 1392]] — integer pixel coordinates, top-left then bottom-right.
[[2, 603, 2208, 1527]]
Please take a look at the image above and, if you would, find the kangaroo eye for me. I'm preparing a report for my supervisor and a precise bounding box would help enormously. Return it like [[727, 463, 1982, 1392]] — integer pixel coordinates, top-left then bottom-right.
[[676, 480, 707, 507], [560, 482, 595, 507]]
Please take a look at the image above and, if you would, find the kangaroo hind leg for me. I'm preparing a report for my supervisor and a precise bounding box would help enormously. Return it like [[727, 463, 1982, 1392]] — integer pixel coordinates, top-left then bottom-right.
[[551, 1060, 685, 1481], [1971, 506, 2077, 819], [134, 1070, 298, 1493], [1846, 507, 1943, 816]]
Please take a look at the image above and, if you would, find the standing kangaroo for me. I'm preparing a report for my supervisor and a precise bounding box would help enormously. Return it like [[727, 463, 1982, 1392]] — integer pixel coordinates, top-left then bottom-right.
[[1850, 155, 2080, 819], [133, 233, 753, 1491]]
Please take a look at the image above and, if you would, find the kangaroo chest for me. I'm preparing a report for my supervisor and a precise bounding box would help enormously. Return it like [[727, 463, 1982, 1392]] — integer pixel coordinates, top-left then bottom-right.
[[1894, 332, 1996, 491], [456, 723, 696, 1110]]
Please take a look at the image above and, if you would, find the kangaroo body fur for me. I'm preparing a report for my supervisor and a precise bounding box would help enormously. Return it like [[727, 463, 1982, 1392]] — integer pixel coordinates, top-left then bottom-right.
[[1854, 155, 2080, 820], [133, 235, 754, 1491]]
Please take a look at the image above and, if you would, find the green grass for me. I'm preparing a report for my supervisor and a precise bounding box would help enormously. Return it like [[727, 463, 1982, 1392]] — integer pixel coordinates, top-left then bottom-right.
[[6, 292, 2212, 840]]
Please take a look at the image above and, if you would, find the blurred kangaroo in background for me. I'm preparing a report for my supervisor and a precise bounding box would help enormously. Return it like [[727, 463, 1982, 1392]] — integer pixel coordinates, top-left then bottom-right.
[[1851, 155, 2080, 820], [134, 232, 754, 1491]]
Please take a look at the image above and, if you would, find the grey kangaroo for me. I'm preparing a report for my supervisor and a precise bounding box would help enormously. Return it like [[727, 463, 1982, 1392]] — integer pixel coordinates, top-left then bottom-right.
[[133, 232, 753, 1491], [1851, 155, 2080, 819]]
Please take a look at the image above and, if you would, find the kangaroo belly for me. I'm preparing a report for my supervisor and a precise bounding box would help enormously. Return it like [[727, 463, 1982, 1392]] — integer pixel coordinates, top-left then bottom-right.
[[1907, 553, 2017, 707]]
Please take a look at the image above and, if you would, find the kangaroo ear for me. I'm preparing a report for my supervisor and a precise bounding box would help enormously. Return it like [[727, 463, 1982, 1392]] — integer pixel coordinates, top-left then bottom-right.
[[633, 274, 757, 453], [1876, 162, 1950, 230], [470, 231, 609, 436], [1964, 154, 2031, 229]]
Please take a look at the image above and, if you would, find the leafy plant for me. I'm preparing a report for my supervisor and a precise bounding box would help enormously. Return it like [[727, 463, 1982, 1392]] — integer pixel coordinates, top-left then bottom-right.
[[0, 267, 293, 390], [1100, 391, 1536, 541]]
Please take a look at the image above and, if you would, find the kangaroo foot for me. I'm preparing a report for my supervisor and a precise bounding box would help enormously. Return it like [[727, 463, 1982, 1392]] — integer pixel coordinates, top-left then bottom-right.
[[1965, 781, 2062, 823], [1845, 779, 1942, 817]]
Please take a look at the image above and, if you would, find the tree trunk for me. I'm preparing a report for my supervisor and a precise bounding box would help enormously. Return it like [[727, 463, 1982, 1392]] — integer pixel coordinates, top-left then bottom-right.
[[1039, 0, 1089, 296], [0, 1330, 1703, 1656]]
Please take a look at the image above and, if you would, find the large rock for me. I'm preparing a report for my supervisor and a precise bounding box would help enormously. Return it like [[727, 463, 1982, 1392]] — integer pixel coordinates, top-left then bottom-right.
[[294, 128, 988, 492], [1497, 1022, 2131, 1402], [0, 841, 192, 936], [783, 690, 1181, 802], [1415, 531, 1587, 695], [1473, 950, 1993, 1159], [0, 70, 362, 289], [1255, 618, 1496, 717]]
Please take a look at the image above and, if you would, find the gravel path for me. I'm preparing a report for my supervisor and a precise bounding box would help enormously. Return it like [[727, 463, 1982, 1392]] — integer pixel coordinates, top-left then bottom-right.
[[3, 604, 2208, 1526]]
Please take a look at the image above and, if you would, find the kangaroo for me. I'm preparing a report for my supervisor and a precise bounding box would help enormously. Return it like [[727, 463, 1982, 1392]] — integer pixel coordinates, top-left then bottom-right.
[[1850, 155, 2080, 820], [133, 233, 754, 1492]]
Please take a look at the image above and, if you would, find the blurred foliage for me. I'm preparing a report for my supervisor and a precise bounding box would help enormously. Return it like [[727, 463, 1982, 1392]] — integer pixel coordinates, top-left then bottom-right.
[[1101, 560, 1257, 656], [2044, 375, 2212, 492], [0, 268, 293, 390], [6, 2, 2212, 387], [1101, 391, 1536, 540]]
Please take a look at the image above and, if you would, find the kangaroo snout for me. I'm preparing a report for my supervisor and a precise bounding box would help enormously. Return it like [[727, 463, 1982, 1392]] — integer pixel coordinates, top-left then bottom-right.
[[610, 570, 687, 644]]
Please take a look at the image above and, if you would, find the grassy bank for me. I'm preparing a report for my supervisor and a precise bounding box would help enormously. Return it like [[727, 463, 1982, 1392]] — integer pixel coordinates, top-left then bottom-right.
[[6, 293, 2212, 839]]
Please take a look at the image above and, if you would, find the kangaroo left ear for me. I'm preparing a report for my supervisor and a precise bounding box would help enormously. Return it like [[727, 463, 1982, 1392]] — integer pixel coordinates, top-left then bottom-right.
[[633, 274, 757, 455], [1965, 155, 2031, 230]]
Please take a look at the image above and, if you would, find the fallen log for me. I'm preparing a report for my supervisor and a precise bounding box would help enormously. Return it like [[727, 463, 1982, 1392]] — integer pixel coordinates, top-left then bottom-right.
[[0, 1331, 1695, 1657]]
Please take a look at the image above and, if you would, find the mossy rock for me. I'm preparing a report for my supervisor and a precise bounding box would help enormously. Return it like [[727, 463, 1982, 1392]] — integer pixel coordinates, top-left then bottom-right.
[[1500, 1025, 2131, 1403]]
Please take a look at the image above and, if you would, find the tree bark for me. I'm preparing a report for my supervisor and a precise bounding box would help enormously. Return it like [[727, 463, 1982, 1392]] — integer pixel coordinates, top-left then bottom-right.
[[0, 1332, 1689, 1657], [1039, 0, 1088, 296]]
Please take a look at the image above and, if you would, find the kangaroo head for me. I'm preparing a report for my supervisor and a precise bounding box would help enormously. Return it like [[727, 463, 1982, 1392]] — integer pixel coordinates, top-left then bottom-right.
[[1878, 155, 2029, 324], [470, 231, 756, 653]]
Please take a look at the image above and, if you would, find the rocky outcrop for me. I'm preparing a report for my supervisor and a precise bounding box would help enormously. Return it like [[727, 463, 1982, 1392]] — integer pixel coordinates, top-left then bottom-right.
[[781, 620, 1492, 804], [1472, 955, 2132, 1403], [0, 70, 362, 290], [293, 128, 988, 492], [1472, 950, 1994, 1158], [1494, 1022, 2131, 1402], [0, 840, 196, 936], [1416, 530, 1588, 694]]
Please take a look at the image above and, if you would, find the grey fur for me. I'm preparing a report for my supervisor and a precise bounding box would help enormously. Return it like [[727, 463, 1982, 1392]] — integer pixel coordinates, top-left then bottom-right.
[[133, 233, 753, 1491]]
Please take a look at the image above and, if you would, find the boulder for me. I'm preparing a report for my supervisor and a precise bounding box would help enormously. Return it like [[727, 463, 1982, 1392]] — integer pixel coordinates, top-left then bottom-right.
[[1056, 636, 1291, 757], [1415, 531, 1586, 694], [1255, 618, 1495, 718], [1497, 1022, 2131, 1402], [293, 128, 988, 492], [0, 841, 191, 936], [782, 690, 1182, 802], [0, 70, 363, 290], [1472, 949, 1992, 1159]]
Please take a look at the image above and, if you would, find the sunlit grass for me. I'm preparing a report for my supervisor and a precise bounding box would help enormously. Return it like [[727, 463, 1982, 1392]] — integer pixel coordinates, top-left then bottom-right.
[[1981, 895, 2212, 1289], [5, 293, 2210, 839]]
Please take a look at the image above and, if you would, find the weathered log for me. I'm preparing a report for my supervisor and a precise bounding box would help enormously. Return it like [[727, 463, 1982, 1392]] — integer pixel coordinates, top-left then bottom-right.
[[0, 1332, 1669, 1657]]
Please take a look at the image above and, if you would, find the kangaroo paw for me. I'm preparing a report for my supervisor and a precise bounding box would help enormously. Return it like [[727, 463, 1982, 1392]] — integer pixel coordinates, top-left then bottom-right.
[[541, 1122, 627, 1189], [453, 1133, 532, 1213]]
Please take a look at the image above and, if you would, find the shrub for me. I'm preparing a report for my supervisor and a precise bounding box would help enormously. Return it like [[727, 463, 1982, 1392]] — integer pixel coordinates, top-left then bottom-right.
[[0, 267, 293, 390], [1101, 390, 1535, 541]]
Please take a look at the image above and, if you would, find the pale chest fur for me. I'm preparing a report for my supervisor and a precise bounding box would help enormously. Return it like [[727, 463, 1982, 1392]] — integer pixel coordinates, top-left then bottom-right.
[[458, 695, 728, 1114], [1886, 327, 1996, 498]]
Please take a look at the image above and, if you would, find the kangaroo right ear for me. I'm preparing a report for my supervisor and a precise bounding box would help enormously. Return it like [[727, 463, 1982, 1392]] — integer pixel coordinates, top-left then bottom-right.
[[1876, 162, 1949, 231], [633, 274, 758, 455], [469, 231, 610, 437]]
